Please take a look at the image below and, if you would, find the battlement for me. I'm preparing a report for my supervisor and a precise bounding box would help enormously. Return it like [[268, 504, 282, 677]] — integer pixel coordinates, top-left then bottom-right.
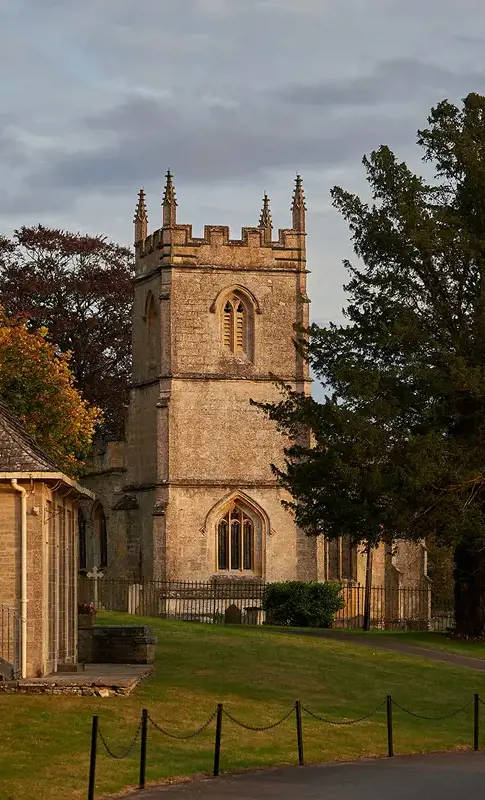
[[133, 172, 307, 274]]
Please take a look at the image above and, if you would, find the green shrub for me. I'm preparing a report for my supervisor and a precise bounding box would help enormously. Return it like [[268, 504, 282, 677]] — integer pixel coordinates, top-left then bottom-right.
[[262, 581, 344, 628]]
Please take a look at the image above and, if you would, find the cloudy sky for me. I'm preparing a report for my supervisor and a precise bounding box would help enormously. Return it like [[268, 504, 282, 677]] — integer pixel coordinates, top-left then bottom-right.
[[1, 0, 484, 329]]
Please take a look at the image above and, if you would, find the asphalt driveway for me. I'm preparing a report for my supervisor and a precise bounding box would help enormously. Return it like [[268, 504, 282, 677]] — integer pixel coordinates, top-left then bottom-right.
[[130, 752, 485, 799]]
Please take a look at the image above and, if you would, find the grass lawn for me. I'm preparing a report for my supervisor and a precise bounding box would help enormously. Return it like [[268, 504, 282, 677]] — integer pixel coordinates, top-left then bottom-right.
[[1, 613, 485, 800], [331, 628, 485, 659]]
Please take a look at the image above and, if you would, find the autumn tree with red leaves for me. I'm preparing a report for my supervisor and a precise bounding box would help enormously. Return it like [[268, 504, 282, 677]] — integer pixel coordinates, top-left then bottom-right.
[[0, 226, 134, 437]]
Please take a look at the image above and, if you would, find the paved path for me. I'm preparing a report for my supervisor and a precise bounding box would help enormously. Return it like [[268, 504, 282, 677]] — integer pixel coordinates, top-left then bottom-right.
[[275, 628, 485, 672], [129, 752, 485, 799], [0, 663, 151, 696]]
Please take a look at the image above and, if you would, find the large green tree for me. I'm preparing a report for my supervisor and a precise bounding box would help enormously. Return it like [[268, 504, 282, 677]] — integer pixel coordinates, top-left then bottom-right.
[[259, 93, 485, 636]]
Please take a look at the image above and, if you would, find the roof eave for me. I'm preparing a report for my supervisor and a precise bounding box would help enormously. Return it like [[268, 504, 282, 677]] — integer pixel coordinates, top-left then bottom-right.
[[0, 472, 96, 500]]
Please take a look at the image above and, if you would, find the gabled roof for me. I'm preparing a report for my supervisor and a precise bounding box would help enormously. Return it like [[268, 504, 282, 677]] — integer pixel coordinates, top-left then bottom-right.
[[0, 399, 60, 473]]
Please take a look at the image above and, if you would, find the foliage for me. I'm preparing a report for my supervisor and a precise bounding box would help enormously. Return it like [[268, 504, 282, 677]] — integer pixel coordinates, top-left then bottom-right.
[[0, 225, 133, 438], [0, 310, 101, 475], [77, 603, 97, 615], [257, 93, 485, 635], [262, 580, 344, 628]]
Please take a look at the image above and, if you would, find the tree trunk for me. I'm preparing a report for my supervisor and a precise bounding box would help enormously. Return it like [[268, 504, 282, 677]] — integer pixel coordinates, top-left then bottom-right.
[[363, 544, 373, 632], [454, 540, 485, 636]]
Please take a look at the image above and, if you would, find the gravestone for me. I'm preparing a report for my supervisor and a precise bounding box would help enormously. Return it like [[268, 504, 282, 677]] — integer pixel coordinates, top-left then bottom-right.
[[224, 604, 242, 624]]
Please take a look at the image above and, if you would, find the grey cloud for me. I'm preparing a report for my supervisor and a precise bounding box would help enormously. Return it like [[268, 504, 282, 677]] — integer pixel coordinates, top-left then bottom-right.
[[279, 59, 485, 108], [23, 91, 416, 197]]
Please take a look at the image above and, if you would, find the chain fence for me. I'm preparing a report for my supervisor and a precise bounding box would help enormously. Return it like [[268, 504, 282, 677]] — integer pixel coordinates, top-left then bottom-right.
[[148, 709, 218, 740], [98, 719, 142, 759], [391, 698, 474, 721], [301, 700, 387, 725], [222, 705, 296, 731], [87, 693, 482, 800]]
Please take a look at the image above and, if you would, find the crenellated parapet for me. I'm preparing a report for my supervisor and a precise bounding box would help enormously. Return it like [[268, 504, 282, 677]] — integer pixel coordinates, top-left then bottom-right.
[[133, 173, 307, 276]]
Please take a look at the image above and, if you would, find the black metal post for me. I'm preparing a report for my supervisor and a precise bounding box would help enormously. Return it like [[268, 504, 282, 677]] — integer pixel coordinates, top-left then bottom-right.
[[474, 694, 479, 751], [386, 695, 393, 757], [88, 715, 98, 800], [213, 704, 223, 777], [295, 700, 304, 766], [139, 709, 148, 789]]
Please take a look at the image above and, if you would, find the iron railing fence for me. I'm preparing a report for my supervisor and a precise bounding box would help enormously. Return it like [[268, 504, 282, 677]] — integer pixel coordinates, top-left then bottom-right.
[[79, 577, 266, 625], [334, 583, 452, 631], [79, 577, 453, 631], [0, 603, 20, 679]]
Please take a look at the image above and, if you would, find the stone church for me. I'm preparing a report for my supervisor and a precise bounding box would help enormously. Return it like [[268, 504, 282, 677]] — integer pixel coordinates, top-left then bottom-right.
[[81, 172, 427, 594]]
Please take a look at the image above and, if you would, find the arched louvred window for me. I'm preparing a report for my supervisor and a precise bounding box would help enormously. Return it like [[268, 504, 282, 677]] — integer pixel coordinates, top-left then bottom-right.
[[217, 504, 254, 571], [223, 301, 233, 349], [220, 291, 253, 358], [235, 302, 245, 351]]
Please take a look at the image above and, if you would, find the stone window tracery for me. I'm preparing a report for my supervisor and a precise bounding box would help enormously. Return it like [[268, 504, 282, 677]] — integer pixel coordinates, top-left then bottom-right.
[[217, 504, 254, 571]]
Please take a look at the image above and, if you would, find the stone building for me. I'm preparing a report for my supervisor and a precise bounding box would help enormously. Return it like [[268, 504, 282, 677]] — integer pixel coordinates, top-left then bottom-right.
[[0, 401, 94, 678], [81, 173, 427, 604]]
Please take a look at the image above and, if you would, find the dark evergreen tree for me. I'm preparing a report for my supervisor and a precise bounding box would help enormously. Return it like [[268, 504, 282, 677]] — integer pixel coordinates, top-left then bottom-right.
[[258, 94, 485, 636]]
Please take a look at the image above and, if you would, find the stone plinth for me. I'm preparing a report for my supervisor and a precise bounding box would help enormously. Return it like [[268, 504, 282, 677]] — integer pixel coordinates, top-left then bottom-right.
[[92, 625, 156, 664]]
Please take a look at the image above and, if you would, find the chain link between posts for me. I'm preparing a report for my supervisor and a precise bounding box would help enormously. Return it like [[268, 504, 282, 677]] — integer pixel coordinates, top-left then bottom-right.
[[98, 719, 142, 759], [301, 700, 386, 725], [147, 709, 218, 739], [391, 698, 474, 720], [222, 705, 296, 731]]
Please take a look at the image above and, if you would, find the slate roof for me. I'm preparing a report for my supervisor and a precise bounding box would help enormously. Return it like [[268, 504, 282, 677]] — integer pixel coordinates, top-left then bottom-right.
[[0, 399, 60, 473]]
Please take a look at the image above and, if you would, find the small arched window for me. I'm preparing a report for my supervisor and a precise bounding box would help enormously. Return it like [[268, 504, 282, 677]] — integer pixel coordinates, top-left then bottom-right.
[[99, 509, 108, 568], [145, 291, 158, 374], [221, 293, 251, 357], [94, 505, 108, 569], [78, 508, 87, 572], [217, 504, 254, 571]]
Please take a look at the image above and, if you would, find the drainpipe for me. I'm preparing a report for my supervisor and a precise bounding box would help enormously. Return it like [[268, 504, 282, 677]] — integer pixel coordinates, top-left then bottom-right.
[[11, 479, 27, 678]]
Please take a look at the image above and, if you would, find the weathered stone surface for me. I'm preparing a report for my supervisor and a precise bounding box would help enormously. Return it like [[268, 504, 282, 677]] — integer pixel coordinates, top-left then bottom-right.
[[92, 625, 157, 664]]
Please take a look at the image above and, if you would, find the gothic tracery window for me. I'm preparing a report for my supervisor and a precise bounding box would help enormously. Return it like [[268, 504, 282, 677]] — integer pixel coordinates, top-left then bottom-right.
[[221, 293, 252, 357], [217, 504, 254, 571]]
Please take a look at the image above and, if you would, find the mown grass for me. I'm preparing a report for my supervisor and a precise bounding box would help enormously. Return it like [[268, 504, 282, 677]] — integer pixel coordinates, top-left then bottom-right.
[[331, 628, 485, 659], [0, 612, 484, 800]]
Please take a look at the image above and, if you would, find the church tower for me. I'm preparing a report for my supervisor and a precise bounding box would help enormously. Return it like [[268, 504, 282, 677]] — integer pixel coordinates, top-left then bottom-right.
[[124, 172, 318, 581]]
